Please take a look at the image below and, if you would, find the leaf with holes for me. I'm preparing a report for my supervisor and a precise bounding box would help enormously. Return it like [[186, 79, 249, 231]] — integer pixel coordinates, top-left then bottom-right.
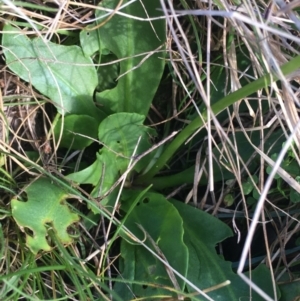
[[67, 112, 156, 208], [116, 191, 279, 300], [115, 191, 188, 299], [11, 178, 80, 254]]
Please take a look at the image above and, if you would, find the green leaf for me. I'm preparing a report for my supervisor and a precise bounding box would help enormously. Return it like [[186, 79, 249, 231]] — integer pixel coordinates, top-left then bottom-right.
[[224, 194, 234, 207], [242, 175, 258, 195], [252, 187, 260, 200], [170, 199, 279, 300], [67, 112, 156, 207], [148, 130, 286, 190], [279, 155, 300, 177], [81, 0, 166, 116], [290, 176, 300, 203], [247, 196, 257, 206], [11, 178, 80, 254], [279, 280, 300, 301], [117, 193, 278, 300], [139, 54, 300, 181], [98, 113, 155, 171], [242, 181, 253, 195], [290, 188, 300, 204], [67, 152, 103, 186], [2, 24, 103, 120], [54, 115, 98, 150], [115, 191, 188, 299]]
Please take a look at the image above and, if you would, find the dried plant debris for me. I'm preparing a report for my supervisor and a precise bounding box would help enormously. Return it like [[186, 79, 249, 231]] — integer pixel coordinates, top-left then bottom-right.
[[0, 67, 52, 166]]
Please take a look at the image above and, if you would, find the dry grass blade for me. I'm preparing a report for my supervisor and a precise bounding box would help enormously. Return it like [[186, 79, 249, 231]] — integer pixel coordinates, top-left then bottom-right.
[[161, 0, 300, 299], [2, 0, 300, 300]]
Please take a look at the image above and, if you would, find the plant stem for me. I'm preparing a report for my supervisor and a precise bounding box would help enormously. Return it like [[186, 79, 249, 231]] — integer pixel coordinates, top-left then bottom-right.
[[137, 55, 300, 184]]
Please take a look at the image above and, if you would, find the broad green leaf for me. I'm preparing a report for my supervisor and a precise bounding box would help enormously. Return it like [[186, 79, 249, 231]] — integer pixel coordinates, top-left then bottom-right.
[[11, 177, 80, 254], [170, 199, 279, 300], [115, 191, 188, 299], [67, 112, 156, 208], [67, 152, 103, 186], [2, 24, 104, 120], [279, 279, 300, 300], [98, 113, 155, 172], [54, 115, 98, 150], [80, 0, 166, 116]]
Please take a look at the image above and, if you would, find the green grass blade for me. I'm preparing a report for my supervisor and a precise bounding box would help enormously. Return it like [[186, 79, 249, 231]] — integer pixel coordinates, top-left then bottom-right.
[[138, 55, 300, 182]]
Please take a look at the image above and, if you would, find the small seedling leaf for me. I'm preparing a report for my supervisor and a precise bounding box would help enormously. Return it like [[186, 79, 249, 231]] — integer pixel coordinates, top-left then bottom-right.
[[11, 178, 80, 254], [290, 176, 300, 203], [247, 196, 257, 206], [242, 181, 253, 195], [224, 194, 234, 206]]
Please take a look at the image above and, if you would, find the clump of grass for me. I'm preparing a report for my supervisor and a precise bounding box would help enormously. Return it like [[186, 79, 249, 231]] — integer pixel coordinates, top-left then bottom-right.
[[1, 0, 300, 300]]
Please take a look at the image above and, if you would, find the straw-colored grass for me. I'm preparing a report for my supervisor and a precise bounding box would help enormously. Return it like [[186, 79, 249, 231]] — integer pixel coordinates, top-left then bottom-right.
[[1, 0, 300, 300]]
